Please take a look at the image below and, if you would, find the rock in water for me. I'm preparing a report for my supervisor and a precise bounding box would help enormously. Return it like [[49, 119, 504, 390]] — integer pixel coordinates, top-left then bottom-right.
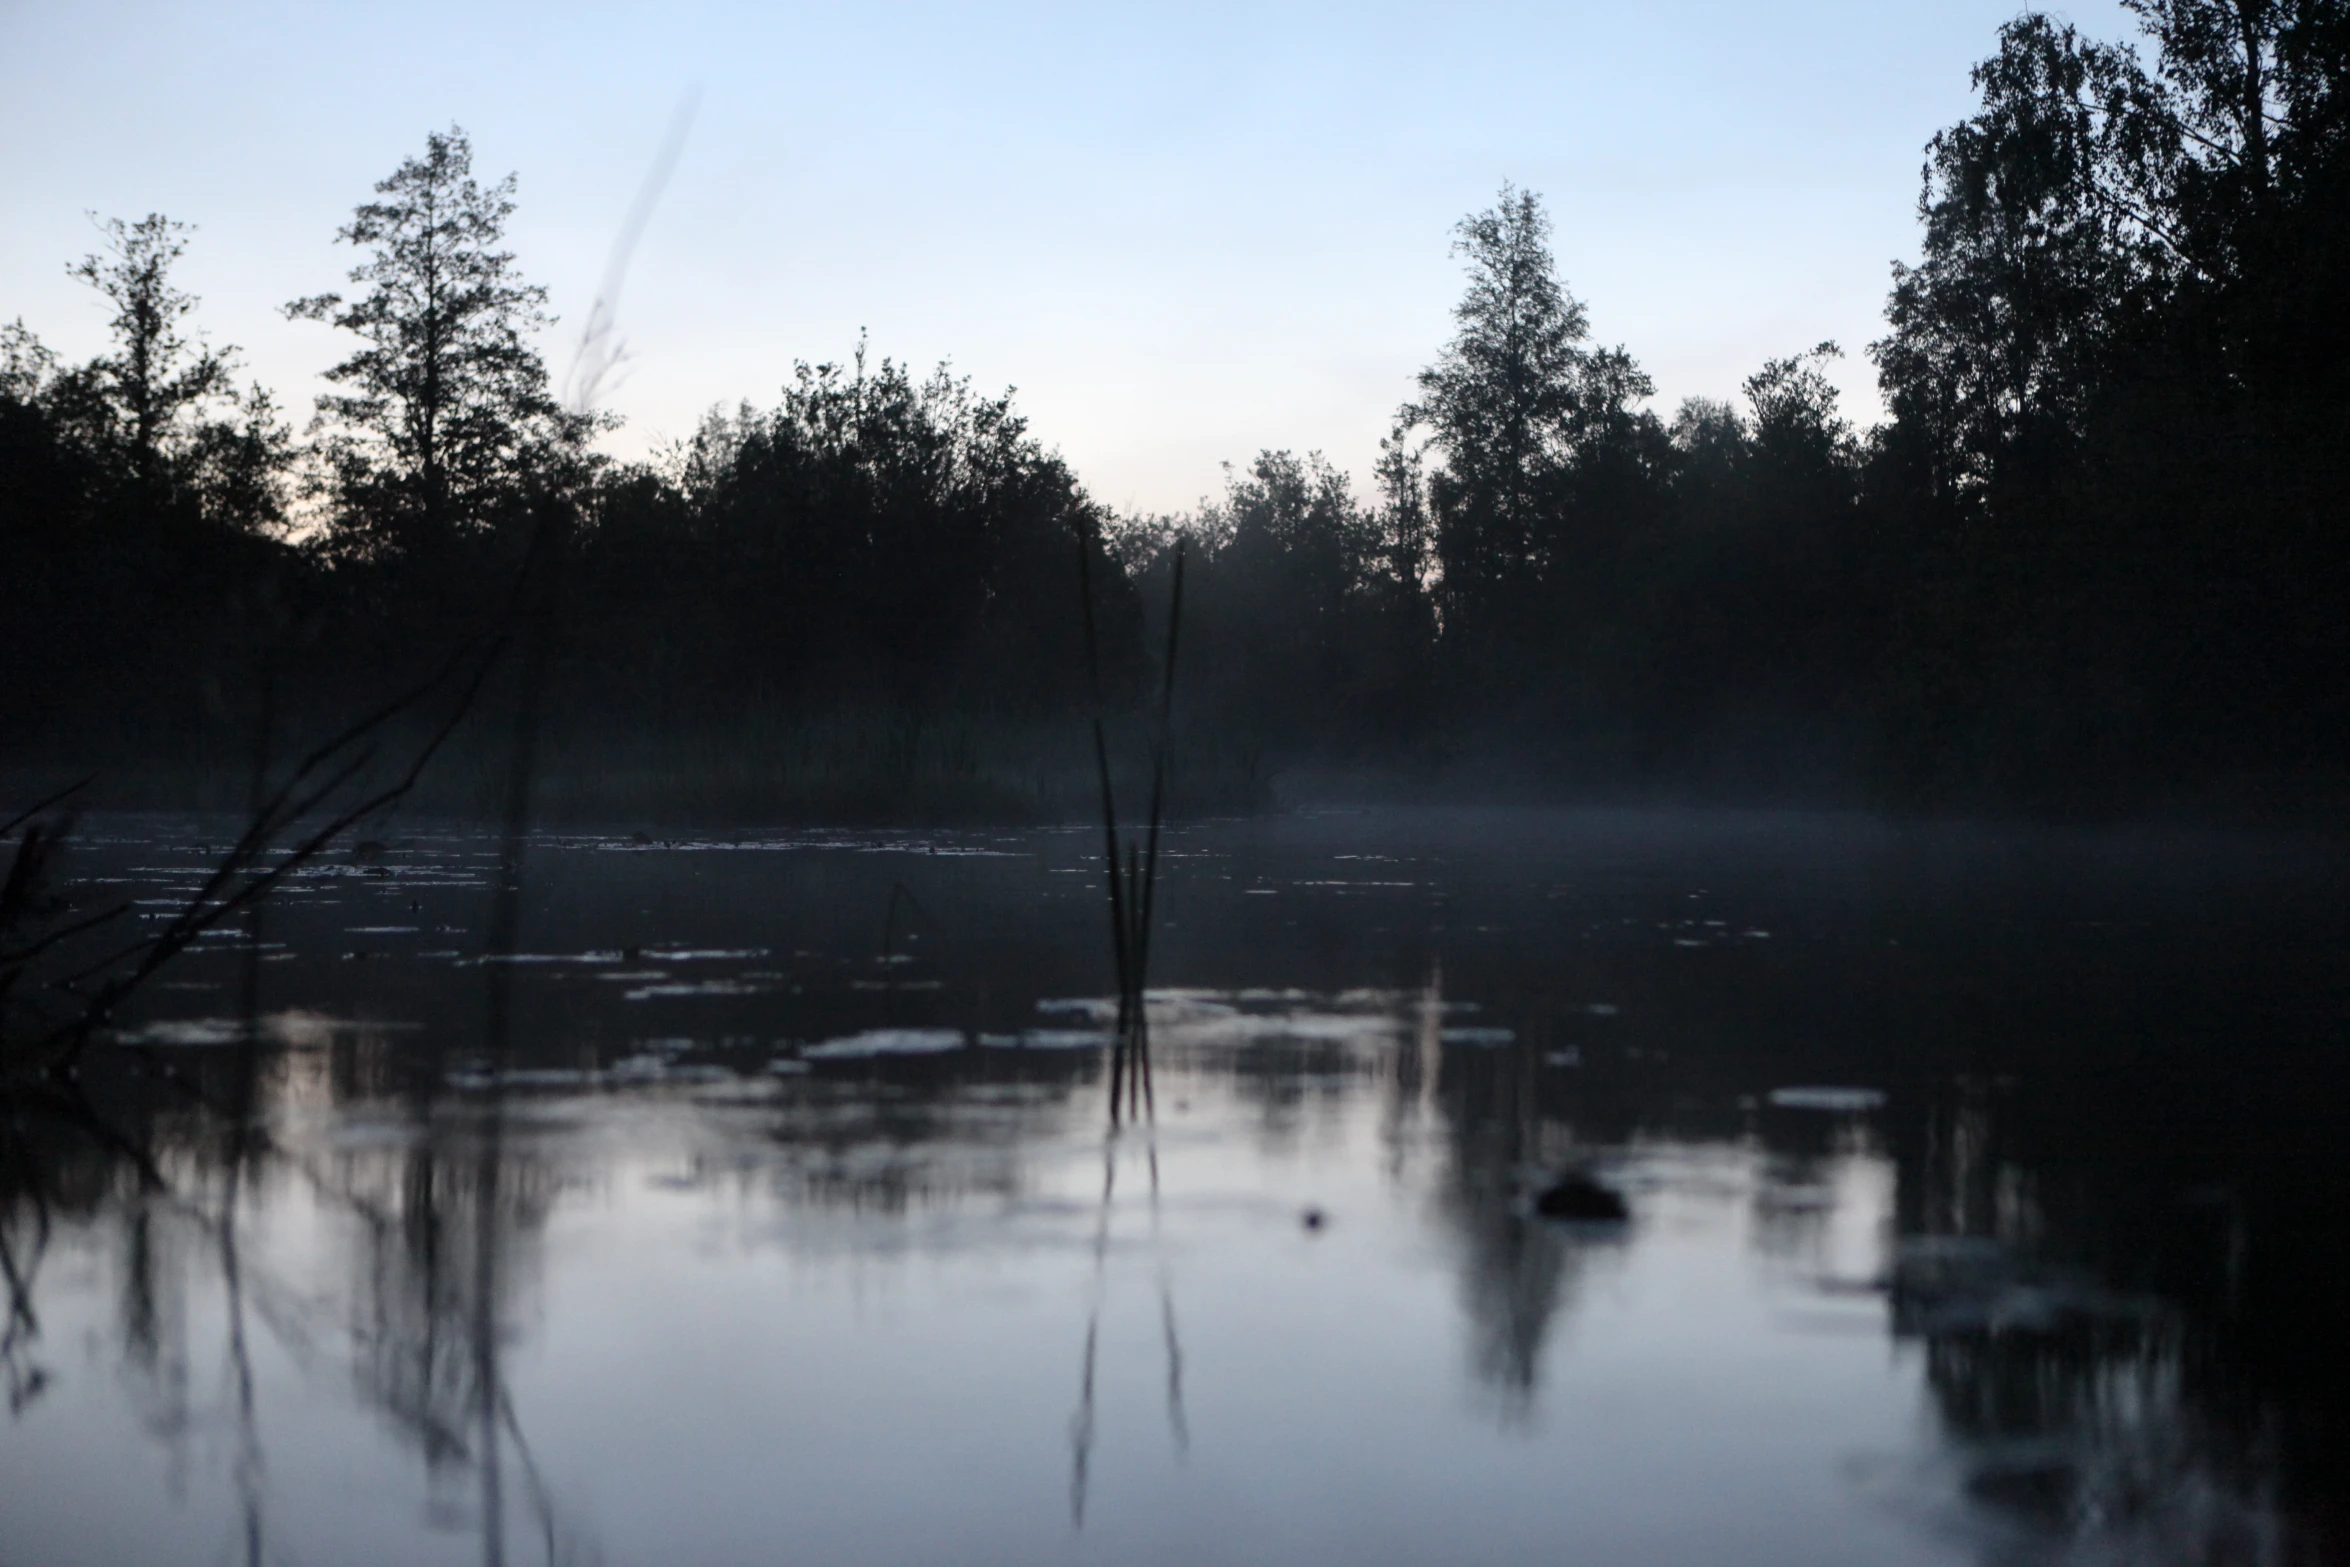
[[1535, 1173, 1628, 1222]]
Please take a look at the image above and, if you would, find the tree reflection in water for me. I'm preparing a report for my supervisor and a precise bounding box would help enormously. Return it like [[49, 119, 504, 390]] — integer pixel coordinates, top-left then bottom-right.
[[1884, 1073, 2339, 1564], [0, 1007, 594, 1564], [1390, 992, 2333, 1561], [3, 881, 2346, 1563], [1426, 1039, 1606, 1413]]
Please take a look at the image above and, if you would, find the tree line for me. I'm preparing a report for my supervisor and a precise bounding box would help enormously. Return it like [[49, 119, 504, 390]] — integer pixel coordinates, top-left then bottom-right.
[[6, 0, 2348, 817]]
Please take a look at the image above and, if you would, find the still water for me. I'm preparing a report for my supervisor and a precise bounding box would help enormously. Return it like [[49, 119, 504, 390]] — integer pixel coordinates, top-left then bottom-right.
[[3, 808, 2345, 1565]]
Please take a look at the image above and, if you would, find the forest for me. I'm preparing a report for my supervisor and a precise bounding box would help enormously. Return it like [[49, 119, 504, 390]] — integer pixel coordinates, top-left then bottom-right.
[[6, 0, 2348, 820]]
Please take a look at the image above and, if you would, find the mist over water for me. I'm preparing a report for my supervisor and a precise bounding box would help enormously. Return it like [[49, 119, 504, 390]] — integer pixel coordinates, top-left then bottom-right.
[[3, 808, 2342, 1565]]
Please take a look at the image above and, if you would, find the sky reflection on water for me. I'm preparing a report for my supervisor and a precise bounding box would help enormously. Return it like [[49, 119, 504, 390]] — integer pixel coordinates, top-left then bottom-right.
[[1, 810, 2340, 1565]]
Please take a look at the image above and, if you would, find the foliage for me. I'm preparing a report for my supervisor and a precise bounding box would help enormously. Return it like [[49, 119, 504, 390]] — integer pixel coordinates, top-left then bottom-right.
[[288, 126, 588, 558], [65, 214, 237, 485], [7, 6, 2350, 817], [567, 340, 1120, 725], [1399, 185, 1661, 655], [1866, 0, 2350, 801]]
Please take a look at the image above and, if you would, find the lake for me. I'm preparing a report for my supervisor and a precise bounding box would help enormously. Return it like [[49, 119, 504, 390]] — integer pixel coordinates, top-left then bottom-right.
[[3, 807, 2344, 1565]]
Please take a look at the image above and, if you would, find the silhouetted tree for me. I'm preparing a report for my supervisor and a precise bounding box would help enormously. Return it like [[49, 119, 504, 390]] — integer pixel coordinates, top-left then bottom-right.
[[1873, 1, 2350, 483], [1865, 0, 2350, 802], [184, 384, 296, 539], [289, 126, 577, 558], [1179, 452, 1376, 743], [1, 271, 295, 761], [563, 340, 1116, 759], [1397, 186, 1661, 730], [65, 215, 237, 491], [1407, 186, 1590, 610], [0, 321, 60, 417], [7, 24, 2347, 815]]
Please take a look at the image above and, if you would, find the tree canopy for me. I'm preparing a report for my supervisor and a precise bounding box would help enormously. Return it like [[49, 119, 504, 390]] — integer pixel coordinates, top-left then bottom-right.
[[6, 5, 2350, 816], [288, 126, 579, 557]]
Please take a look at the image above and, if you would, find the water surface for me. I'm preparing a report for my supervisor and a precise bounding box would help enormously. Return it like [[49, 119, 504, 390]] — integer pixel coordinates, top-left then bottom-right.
[[4, 808, 2344, 1565]]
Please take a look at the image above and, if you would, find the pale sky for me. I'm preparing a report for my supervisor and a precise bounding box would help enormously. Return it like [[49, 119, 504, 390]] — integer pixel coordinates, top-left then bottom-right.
[[0, 0, 2137, 515]]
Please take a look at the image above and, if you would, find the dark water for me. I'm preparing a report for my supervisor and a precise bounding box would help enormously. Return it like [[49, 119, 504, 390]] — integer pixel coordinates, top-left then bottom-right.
[[4, 808, 2346, 1565]]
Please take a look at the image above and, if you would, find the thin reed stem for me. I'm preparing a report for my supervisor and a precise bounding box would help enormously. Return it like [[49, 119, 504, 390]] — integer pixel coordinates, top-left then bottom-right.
[[1072, 521, 1184, 1130]]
